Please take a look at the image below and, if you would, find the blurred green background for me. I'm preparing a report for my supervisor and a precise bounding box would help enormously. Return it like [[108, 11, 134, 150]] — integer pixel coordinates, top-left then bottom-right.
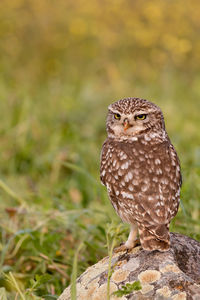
[[0, 0, 200, 299]]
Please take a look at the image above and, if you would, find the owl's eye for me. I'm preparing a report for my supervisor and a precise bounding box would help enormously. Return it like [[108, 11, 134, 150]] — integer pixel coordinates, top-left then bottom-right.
[[135, 114, 147, 120], [114, 113, 121, 120]]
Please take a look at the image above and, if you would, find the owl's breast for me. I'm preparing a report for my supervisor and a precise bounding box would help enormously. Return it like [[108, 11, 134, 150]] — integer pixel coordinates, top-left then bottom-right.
[[101, 139, 161, 191]]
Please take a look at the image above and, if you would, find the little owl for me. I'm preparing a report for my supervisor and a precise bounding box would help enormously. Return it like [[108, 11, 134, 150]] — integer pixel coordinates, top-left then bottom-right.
[[100, 97, 181, 251]]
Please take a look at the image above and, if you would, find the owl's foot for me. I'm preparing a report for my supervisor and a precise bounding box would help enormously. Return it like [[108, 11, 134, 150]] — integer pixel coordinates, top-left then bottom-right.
[[113, 243, 128, 253], [114, 238, 140, 253]]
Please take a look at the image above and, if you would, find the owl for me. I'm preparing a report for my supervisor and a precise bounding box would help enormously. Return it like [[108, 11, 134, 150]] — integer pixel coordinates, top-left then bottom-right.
[[100, 97, 182, 252]]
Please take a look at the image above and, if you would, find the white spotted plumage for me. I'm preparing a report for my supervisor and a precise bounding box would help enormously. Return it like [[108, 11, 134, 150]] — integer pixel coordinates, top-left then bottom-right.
[[100, 97, 182, 251]]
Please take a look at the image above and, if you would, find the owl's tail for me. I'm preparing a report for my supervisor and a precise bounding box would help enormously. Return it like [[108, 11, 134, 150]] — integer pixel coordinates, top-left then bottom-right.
[[138, 224, 170, 252]]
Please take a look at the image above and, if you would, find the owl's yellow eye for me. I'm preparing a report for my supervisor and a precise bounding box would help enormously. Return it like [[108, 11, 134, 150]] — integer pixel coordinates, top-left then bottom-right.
[[135, 114, 147, 120], [114, 113, 121, 120]]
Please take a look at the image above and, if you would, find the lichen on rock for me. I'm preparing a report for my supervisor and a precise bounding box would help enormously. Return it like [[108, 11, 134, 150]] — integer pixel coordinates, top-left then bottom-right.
[[138, 269, 161, 284]]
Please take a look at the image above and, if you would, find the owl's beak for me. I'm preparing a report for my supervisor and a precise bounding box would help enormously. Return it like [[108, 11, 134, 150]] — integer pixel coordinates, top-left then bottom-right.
[[123, 119, 131, 131]]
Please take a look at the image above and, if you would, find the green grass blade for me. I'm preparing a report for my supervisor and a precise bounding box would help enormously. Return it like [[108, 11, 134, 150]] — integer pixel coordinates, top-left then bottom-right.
[[0, 179, 26, 206], [0, 288, 7, 300], [70, 242, 84, 300], [62, 161, 99, 185]]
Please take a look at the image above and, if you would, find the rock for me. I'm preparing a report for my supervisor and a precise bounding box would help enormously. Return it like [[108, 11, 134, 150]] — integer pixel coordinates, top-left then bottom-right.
[[58, 233, 200, 300]]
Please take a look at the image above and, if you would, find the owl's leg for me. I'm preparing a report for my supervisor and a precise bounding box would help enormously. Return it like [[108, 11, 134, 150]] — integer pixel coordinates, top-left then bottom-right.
[[114, 224, 140, 253], [124, 224, 139, 249]]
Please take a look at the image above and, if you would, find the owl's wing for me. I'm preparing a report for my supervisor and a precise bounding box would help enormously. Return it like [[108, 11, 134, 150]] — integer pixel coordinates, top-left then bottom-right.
[[129, 141, 181, 237], [100, 140, 109, 186], [167, 143, 182, 219]]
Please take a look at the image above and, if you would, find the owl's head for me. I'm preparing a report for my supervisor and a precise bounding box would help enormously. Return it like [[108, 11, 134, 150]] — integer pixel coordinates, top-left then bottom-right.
[[106, 98, 166, 140]]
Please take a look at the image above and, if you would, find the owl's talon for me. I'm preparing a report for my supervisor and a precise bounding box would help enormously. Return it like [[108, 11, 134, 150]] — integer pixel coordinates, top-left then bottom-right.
[[113, 243, 127, 253], [114, 239, 140, 253], [133, 238, 140, 247]]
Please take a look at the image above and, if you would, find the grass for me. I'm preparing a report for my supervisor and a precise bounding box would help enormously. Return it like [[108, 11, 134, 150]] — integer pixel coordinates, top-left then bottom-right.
[[106, 223, 124, 300], [70, 242, 84, 300], [0, 0, 200, 299]]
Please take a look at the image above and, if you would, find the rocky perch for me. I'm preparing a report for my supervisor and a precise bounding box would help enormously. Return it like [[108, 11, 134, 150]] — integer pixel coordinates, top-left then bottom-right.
[[59, 233, 200, 300]]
